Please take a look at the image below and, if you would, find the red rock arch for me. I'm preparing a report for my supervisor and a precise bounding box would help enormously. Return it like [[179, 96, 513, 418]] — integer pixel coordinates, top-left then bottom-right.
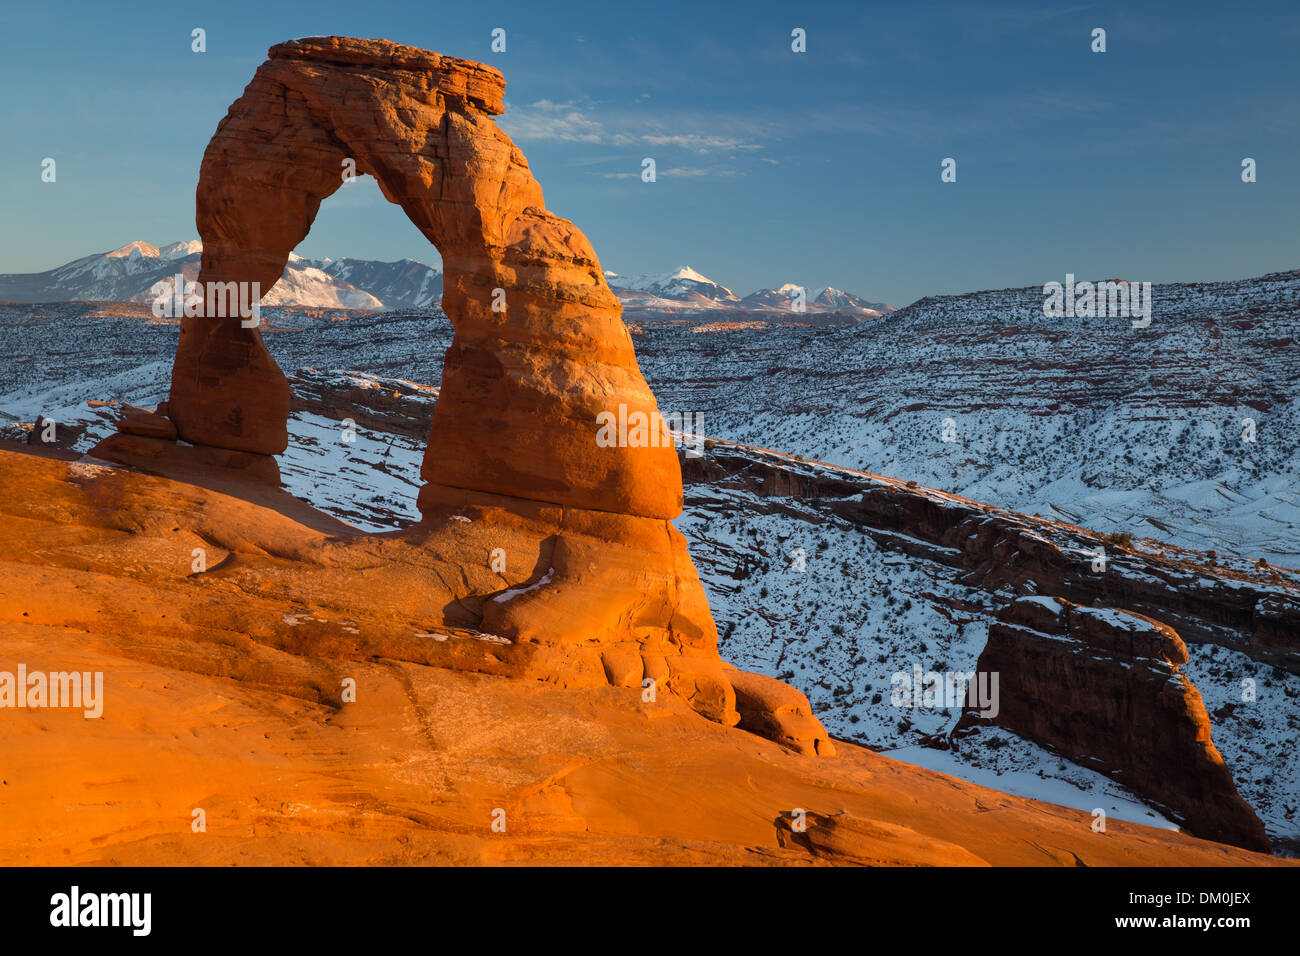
[[168, 36, 679, 520], [119, 37, 834, 755]]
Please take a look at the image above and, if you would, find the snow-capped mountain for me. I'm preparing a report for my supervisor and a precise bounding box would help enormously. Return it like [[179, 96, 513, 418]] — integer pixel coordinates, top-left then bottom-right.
[[606, 266, 891, 316], [133, 260, 385, 311], [605, 265, 742, 307], [811, 285, 891, 315], [740, 283, 806, 310], [740, 283, 889, 316], [0, 241, 441, 311], [1, 244, 888, 318], [156, 240, 203, 260], [297, 255, 443, 309], [0, 242, 188, 303]]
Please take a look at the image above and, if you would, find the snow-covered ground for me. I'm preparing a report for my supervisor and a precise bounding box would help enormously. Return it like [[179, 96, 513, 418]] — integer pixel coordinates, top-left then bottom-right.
[[635, 270, 1300, 566], [1183, 643, 1300, 846], [281, 410, 424, 530]]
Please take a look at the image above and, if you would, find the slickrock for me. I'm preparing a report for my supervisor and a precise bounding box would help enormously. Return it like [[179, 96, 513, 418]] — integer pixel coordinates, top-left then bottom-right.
[[776, 811, 990, 866], [967, 596, 1271, 853], [86, 37, 827, 748], [92, 432, 282, 487], [115, 405, 178, 441], [0, 446, 1289, 866]]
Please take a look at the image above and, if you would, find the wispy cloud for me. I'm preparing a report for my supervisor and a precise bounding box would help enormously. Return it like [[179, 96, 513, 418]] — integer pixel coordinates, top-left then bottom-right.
[[634, 133, 762, 151], [602, 165, 739, 179], [500, 99, 766, 153], [498, 99, 603, 143]]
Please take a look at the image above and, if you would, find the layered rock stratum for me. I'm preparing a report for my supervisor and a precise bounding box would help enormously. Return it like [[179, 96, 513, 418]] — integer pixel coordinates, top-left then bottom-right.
[[965, 596, 1271, 852]]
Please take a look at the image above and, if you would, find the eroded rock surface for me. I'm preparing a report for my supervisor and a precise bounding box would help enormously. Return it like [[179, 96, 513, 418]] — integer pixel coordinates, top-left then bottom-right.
[[967, 596, 1271, 852]]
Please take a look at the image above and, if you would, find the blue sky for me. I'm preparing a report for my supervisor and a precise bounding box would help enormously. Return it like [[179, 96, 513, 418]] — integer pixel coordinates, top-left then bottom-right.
[[2, 0, 1297, 306]]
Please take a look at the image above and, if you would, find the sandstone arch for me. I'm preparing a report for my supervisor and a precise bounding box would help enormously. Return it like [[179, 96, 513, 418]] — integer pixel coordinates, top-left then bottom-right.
[[169, 35, 678, 520], [96, 37, 832, 755]]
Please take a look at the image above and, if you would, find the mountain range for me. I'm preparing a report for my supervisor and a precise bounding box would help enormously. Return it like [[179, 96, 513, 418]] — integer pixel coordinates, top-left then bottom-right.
[[0, 242, 890, 317], [606, 265, 891, 316], [0, 241, 438, 311]]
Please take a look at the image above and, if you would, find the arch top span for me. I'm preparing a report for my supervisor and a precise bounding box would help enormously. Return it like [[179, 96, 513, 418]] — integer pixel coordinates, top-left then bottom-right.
[[167, 36, 682, 520], [268, 36, 507, 114]]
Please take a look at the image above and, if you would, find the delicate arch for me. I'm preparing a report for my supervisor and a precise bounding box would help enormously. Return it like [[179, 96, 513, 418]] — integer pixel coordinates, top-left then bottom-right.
[[168, 36, 681, 519]]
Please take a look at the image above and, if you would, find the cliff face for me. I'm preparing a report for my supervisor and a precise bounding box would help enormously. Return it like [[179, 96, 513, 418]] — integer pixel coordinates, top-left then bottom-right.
[[683, 440, 1300, 673], [968, 597, 1270, 853]]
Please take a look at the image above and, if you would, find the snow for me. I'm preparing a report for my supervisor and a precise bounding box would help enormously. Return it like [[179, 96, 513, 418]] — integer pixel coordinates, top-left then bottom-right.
[[1020, 596, 1065, 615], [8, 243, 890, 316], [623, 265, 717, 290], [613, 265, 739, 301], [262, 267, 383, 310], [674, 472, 1214, 835], [159, 240, 202, 260], [106, 240, 160, 259], [1183, 644, 1300, 848], [634, 270, 1300, 565], [890, 740, 1180, 832], [279, 409, 424, 531], [492, 568, 556, 603], [1, 241, 443, 311]]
